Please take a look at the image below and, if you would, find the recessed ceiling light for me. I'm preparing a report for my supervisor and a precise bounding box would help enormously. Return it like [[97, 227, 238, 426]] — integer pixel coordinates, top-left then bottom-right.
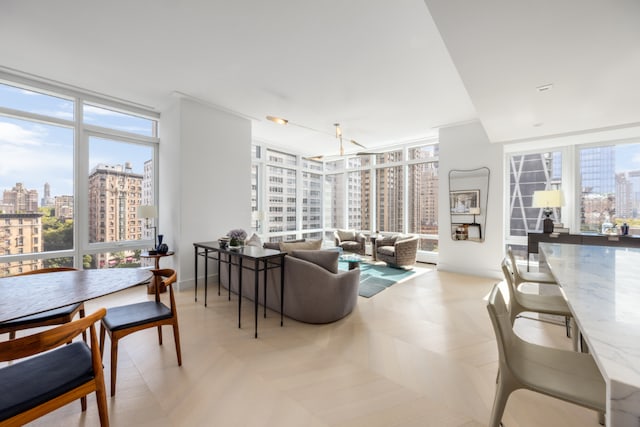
[[533, 122, 543, 127], [536, 84, 553, 93], [266, 115, 288, 125]]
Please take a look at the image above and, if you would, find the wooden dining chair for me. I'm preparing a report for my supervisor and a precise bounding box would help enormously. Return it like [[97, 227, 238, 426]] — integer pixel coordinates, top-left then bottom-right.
[[486, 283, 605, 427], [99, 268, 182, 396], [0, 308, 109, 427], [0, 267, 86, 342]]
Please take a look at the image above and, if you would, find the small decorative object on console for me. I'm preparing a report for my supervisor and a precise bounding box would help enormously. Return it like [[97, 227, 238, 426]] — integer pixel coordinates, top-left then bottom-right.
[[622, 223, 630, 235], [156, 234, 169, 254], [227, 228, 247, 247], [218, 236, 230, 249]]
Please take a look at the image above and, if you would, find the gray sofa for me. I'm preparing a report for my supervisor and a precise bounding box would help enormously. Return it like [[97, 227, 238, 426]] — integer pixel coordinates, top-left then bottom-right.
[[219, 247, 360, 324]]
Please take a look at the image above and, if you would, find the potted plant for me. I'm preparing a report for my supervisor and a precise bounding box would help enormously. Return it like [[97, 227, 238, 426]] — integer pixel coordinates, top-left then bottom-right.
[[227, 229, 247, 247]]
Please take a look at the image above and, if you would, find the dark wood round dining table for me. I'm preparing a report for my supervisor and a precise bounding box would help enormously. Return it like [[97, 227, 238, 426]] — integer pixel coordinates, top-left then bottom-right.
[[0, 269, 152, 323]]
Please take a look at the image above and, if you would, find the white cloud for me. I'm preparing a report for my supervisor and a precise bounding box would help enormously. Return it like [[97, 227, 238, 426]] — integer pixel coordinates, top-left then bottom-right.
[[0, 122, 44, 147]]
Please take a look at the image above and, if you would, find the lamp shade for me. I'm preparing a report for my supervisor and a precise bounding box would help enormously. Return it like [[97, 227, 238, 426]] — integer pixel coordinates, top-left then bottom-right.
[[138, 205, 157, 219], [532, 190, 564, 208]]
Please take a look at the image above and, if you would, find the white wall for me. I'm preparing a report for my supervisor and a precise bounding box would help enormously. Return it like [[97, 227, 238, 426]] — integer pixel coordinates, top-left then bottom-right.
[[159, 96, 252, 288], [438, 121, 503, 279]]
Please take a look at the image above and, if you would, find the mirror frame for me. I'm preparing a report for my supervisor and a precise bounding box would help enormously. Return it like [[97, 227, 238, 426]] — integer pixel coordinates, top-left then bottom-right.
[[449, 167, 490, 242]]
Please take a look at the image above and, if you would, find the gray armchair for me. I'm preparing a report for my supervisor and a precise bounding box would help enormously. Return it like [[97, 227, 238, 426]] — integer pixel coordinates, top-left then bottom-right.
[[375, 234, 419, 268], [334, 229, 366, 255]]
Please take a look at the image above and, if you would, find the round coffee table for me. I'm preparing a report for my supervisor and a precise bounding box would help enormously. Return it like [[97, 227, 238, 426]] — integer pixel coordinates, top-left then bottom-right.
[[340, 254, 363, 270]]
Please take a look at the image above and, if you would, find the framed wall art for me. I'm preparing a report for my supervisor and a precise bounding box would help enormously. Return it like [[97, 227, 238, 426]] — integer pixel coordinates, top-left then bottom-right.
[[449, 189, 480, 214]]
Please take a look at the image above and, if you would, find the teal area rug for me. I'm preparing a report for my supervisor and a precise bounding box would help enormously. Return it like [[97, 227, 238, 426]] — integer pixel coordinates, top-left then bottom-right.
[[338, 261, 422, 298]]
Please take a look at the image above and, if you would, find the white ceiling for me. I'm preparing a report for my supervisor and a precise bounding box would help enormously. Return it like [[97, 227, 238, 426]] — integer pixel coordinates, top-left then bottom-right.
[[425, 0, 640, 143], [1, 0, 638, 156]]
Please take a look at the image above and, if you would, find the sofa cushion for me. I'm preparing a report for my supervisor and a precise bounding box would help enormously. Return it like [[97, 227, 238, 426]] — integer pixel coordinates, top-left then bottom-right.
[[263, 239, 305, 251], [378, 246, 396, 257], [336, 229, 356, 241], [245, 233, 262, 247], [291, 249, 339, 274], [279, 239, 322, 253], [377, 235, 397, 247], [340, 241, 362, 251]]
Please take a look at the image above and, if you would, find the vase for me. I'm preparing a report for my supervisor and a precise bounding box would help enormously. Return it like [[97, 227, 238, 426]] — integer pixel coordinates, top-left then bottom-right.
[[230, 238, 241, 247], [156, 234, 169, 254]]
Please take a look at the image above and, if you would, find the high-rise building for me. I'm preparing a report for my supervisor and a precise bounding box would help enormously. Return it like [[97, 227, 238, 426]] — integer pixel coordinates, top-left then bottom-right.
[[54, 195, 74, 220], [88, 163, 143, 244], [376, 159, 404, 232], [408, 146, 439, 236], [581, 146, 615, 195], [616, 170, 640, 219], [302, 170, 322, 230], [2, 182, 39, 214], [580, 146, 616, 231], [0, 213, 43, 276], [509, 152, 562, 236], [41, 182, 54, 207], [141, 159, 154, 241], [265, 150, 297, 235]]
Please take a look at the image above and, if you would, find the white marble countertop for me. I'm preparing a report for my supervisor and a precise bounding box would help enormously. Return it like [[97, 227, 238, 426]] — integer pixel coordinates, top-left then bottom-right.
[[540, 243, 640, 426]]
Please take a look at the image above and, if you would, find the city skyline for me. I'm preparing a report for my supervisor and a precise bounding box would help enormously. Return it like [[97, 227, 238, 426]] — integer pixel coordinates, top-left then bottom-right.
[[0, 82, 154, 198]]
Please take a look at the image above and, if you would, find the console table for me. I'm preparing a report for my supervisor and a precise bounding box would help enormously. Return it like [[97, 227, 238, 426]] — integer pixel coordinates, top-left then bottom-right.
[[527, 232, 640, 270], [193, 241, 285, 338]]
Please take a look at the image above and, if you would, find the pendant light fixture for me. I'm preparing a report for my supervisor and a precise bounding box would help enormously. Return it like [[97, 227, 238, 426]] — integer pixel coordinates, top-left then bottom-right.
[[266, 115, 366, 160]]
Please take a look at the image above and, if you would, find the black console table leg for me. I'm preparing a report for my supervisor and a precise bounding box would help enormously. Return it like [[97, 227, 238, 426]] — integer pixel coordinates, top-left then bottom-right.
[[194, 246, 198, 302], [204, 249, 209, 307], [263, 260, 268, 319], [280, 257, 285, 327], [255, 266, 259, 338]]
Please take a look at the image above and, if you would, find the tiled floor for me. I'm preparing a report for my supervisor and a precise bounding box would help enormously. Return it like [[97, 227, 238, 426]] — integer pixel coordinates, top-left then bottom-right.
[[17, 264, 602, 426]]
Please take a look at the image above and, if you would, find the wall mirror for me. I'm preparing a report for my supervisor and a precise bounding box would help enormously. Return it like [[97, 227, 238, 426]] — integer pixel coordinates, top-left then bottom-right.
[[449, 167, 490, 242]]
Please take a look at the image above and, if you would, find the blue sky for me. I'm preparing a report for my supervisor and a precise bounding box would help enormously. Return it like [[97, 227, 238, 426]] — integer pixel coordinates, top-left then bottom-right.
[[615, 144, 640, 172], [0, 83, 153, 198]]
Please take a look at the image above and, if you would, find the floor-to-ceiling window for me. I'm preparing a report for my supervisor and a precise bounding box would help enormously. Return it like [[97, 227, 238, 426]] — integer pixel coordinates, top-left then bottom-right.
[[507, 151, 563, 238], [579, 142, 640, 233], [506, 140, 640, 264], [407, 144, 439, 251], [0, 75, 158, 276], [252, 140, 439, 260], [324, 160, 346, 238], [505, 149, 563, 261]]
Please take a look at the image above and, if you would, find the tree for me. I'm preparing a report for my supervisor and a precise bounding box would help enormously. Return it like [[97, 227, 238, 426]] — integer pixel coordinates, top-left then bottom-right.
[[41, 207, 74, 268]]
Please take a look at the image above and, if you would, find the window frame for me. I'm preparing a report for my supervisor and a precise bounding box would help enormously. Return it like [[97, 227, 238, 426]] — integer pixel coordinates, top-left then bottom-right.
[[0, 71, 159, 270], [252, 139, 440, 259]]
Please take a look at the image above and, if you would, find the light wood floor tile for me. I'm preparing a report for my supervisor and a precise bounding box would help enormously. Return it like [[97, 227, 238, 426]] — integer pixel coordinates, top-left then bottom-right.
[[11, 266, 604, 426]]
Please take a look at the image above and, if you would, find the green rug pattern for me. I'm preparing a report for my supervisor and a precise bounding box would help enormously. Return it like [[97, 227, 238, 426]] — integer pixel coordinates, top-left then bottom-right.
[[338, 261, 421, 298]]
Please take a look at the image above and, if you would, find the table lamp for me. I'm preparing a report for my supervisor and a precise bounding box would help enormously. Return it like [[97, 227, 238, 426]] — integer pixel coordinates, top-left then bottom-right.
[[532, 190, 563, 233], [252, 210, 265, 232], [138, 205, 158, 253]]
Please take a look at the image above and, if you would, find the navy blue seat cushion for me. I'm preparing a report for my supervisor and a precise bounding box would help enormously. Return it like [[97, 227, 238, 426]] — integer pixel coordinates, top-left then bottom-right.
[[1, 303, 82, 328], [103, 301, 172, 331], [0, 341, 94, 421]]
